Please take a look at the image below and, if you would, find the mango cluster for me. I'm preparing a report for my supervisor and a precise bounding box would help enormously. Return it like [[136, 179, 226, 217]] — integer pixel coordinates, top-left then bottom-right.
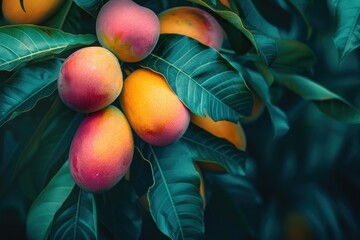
[[52, 0, 253, 193]]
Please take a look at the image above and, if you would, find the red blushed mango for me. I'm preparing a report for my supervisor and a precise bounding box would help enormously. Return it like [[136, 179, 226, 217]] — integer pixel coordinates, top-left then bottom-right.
[[159, 7, 223, 50], [120, 69, 190, 146], [69, 106, 133, 193], [96, 0, 160, 62], [58, 47, 123, 113]]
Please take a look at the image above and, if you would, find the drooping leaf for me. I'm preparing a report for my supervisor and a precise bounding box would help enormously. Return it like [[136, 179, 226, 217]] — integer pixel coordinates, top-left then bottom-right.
[[0, 58, 62, 127], [12, 97, 66, 181], [0, 25, 96, 71], [188, 0, 278, 65], [26, 161, 75, 240], [98, 180, 142, 240], [62, 4, 97, 34], [245, 69, 289, 138], [181, 124, 247, 175], [140, 34, 253, 122], [45, 0, 74, 29], [207, 173, 263, 238], [0, 96, 56, 197], [234, 0, 280, 37], [275, 73, 360, 124], [271, 38, 315, 72], [286, 0, 313, 39], [73, 0, 107, 17], [50, 189, 98, 240], [18, 111, 83, 200], [139, 141, 204, 240], [332, 0, 360, 61]]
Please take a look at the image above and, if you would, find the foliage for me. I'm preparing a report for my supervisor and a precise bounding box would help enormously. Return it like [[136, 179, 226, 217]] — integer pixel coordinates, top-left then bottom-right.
[[1, 0, 360, 239]]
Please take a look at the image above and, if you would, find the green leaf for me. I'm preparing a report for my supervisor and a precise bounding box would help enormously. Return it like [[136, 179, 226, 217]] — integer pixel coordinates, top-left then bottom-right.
[[332, 0, 360, 61], [271, 38, 315, 72], [0, 58, 62, 127], [139, 141, 204, 240], [98, 180, 142, 240], [275, 73, 360, 124], [245, 69, 289, 138], [286, 0, 313, 39], [188, 0, 278, 65], [26, 161, 75, 240], [0, 25, 96, 71], [18, 111, 83, 200], [140, 34, 253, 122], [181, 124, 247, 175], [235, 0, 280, 37], [73, 0, 107, 17], [45, 0, 74, 29], [208, 173, 262, 237], [51, 189, 98, 240]]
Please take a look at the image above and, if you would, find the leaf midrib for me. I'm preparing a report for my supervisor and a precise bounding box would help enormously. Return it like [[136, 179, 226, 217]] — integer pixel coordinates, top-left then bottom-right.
[[0, 44, 68, 69], [149, 145, 185, 240], [0, 69, 58, 125], [149, 52, 238, 114]]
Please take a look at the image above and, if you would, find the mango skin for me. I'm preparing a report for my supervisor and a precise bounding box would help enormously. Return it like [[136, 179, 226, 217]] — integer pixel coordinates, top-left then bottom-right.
[[2, 0, 65, 24], [159, 6, 223, 50], [58, 46, 123, 113], [120, 68, 190, 146], [96, 0, 160, 62], [69, 106, 134, 193]]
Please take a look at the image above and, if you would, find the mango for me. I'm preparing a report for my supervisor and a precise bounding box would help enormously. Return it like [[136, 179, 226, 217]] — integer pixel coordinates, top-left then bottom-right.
[[96, 0, 160, 62], [69, 106, 134, 193], [58, 46, 123, 113], [2, 0, 65, 24], [158, 6, 223, 50], [120, 68, 190, 146]]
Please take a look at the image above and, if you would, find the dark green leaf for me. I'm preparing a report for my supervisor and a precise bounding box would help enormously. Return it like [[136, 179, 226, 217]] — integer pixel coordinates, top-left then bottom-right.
[[139, 141, 204, 240], [0, 25, 96, 71], [332, 0, 360, 61], [18, 111, 83, 200], [45, 0, 73, 29], [275, 73, 360, 123], [188, 0, 278, 65], [181, 124, 247, 175], [0, 59, 62, 127], [235, 0, 280, 37], [73, 0, 107, 17], [271, 38, 315, 72], [208, 173, 262, 237], [12, 97, 66, 180], [98, 180, 142, 240], [26, 161, 75, 240], [51, 189, 98, 240], [286, 0, 313, 39], [140, 34, 253, 122], [245, 69, 289, 138]]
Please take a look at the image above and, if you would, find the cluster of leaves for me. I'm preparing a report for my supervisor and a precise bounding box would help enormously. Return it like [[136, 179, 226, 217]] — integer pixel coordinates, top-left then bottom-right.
[[1, 0, 360, 239]]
